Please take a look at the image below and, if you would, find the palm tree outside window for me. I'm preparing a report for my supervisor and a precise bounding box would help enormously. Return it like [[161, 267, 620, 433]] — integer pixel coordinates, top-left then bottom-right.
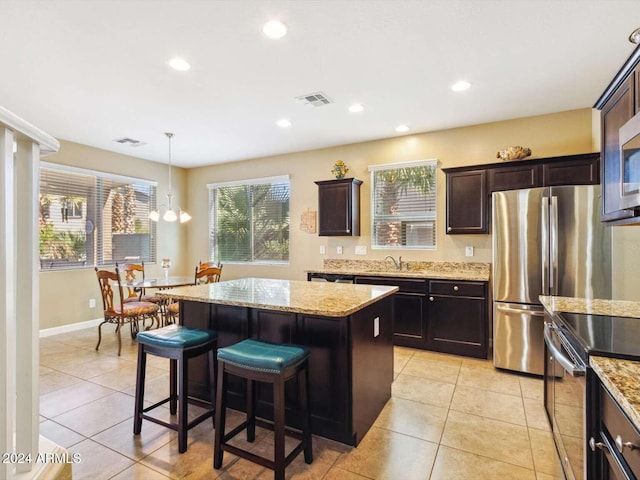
[[369, 159, 437, 249]]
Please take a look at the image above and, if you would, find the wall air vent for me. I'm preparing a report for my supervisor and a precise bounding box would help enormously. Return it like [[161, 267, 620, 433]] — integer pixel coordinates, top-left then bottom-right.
[[296, 92, 333, 107], [113, 137, 147, 147]]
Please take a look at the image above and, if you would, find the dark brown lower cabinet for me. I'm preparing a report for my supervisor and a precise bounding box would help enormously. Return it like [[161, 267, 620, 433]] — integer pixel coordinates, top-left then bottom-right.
[[427, 280, 488, 359], [591, 377, 640, 479], [354, 276, 428, 349], [179, 295, 393, 446], [354, 275, 488, 358]]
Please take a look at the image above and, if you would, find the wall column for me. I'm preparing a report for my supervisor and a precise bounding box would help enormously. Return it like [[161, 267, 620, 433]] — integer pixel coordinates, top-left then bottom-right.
[[15, 139, 41, 472], [0, 107, 59, 479], [0, 126, 17, 480]]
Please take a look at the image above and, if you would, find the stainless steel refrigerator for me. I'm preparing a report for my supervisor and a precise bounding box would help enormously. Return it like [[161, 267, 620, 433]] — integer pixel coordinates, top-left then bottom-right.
[[492, 185, 611, 375]]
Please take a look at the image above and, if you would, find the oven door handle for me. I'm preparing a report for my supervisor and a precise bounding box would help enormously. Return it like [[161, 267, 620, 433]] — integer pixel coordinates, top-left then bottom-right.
[[543, 322, 586, 377]]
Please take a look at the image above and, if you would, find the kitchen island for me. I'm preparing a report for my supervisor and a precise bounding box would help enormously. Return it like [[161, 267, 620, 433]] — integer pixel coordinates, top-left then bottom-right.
[[158, 277, 398, 446]]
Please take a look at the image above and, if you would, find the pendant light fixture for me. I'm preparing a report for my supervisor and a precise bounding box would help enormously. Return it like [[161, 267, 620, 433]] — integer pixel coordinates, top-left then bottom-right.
[[149, 132, 191, 223]]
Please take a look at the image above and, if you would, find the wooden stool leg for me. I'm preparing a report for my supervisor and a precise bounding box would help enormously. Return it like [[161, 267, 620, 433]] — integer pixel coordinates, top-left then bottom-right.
[[178, 353, 188, 453], [300, 363, 313, 463], [246, 378, 255, 442], [208, 348, 216, 429], [133, 345, 146, 435], [273, 376, 286, 480], [213, 364, 227, 469], [169, 359, 177, 415]]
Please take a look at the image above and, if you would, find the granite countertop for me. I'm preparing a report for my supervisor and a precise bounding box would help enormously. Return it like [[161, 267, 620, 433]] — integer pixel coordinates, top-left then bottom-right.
[[157, 277, 398, 317], [307, 260, 491, 282], [539, 295, 640, 318], [591, 356, 640, 431]]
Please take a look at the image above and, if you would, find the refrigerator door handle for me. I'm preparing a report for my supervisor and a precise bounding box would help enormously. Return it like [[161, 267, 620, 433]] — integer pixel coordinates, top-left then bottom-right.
[[496, 305, 545, 316], [541, 197, 550, 295], [550, 196, 559, 295]]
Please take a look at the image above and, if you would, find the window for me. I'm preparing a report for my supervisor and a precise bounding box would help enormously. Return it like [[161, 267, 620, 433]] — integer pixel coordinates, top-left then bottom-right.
[[369, 159, 437, 249], [208, 176, 290, 263], [39, 163, 157, 270]]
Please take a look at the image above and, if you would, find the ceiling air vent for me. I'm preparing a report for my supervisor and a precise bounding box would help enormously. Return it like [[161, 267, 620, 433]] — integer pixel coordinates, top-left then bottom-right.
[[113, 137, 147, 147], [296, 92, 333, 107]]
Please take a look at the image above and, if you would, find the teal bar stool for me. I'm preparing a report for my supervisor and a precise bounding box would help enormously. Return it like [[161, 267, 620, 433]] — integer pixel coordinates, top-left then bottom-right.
[[213, 338, 313, 480], [133, 324, 217, 453]]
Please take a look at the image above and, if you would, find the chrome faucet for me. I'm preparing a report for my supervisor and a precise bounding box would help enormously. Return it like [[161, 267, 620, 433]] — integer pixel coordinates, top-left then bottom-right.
[[384, 255, 403, 271]]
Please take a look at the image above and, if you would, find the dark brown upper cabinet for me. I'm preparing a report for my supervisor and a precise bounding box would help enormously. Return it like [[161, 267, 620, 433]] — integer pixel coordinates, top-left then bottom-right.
[[315, 178, 362, 236], [445, 169, 488, 234], [594, 45, 640, 224], [443, 152, 600, 234], [488, 163, 540, 192]]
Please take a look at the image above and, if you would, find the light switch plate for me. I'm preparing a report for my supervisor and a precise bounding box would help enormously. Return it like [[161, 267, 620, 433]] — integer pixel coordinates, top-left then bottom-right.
[[336, 245, 343, 254], [465, 246, 474, 257], [355, 245, 367, 255]]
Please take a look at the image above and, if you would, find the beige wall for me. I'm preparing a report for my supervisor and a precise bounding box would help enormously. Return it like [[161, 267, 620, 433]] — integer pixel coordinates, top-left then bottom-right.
[[186, 108, 595, 283], [50, 107, 640, 330], [40, 140, 190, 329]]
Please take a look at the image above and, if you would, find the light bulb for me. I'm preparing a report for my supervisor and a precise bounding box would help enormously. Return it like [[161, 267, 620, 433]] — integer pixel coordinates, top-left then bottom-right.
[[149, 210, 160, 222], [179, 210, 192, 223], [163, 209, 177, 222], [263, 20, 287, 39]]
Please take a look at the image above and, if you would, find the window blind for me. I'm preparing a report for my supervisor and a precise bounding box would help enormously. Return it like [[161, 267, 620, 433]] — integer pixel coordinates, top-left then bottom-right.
[[369, 159, 437, 249], [39, 164, 157, 270], [208, 176, 290, 263]]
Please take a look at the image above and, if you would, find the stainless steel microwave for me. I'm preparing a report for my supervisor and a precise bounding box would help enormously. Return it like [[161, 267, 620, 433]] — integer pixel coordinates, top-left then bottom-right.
[[620, 112, 640, 209]]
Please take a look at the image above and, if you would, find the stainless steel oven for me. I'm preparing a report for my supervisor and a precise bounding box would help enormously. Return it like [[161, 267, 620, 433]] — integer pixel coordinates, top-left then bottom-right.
[[544, 320, 588, 480]]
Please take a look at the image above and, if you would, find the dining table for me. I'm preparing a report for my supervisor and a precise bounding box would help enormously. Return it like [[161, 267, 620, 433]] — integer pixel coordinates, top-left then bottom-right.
[[124, 276, 196, 325]]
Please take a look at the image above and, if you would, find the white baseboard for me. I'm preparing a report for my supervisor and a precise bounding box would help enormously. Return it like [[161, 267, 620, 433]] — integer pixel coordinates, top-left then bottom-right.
[[39, 318, 103, 338]]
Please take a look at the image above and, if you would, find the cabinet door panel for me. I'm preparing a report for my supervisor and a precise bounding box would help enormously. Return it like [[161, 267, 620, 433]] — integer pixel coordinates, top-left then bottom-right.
[[446, 170, 487, 234], [543, 155, 600, 186], [394, 292, 426, 340], [488, 164, 541, 192], [427, 295, 486, 358], [316, 179, 361, 236]]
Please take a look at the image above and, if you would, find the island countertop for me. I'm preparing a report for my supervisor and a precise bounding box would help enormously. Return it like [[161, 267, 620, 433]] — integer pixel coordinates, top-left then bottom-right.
[[157, 277, 398, 317]]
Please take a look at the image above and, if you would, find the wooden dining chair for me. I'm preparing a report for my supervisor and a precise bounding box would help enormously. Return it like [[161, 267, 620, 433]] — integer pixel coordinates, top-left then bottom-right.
[[118, 261, 162, 305], [95, 267, 161, 356], [166, 265, 223, 323], [198, 260, 221, 271]]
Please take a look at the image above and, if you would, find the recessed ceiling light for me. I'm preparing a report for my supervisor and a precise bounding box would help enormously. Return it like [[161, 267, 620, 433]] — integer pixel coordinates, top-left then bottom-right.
[[348, 103, 364, 113], [395, 125, 409, 133], [168, 57, 191, 71], [451, 80, 471, 92], [263, 20, 287, 39], [276, 118, 292, 128]]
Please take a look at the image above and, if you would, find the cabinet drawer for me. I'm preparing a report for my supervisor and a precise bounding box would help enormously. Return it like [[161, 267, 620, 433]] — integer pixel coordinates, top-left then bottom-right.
[[429, 280, 485, 297], [355, 276, 426, 294], [601, 382, 640, 477]]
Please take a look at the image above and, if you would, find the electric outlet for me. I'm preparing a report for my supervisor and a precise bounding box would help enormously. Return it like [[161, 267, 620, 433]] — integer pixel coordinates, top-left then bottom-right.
[[319, 245, 326, 254], [89, 298, 96, 308], [373, 317, 380, 337], [465, 246, 474, 257], [355, 245, 367, 255], [336, 245, 343, 254]]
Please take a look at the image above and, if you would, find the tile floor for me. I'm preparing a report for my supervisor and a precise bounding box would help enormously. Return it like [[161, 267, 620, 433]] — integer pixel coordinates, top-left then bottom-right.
[[39, 326, 564, 479]]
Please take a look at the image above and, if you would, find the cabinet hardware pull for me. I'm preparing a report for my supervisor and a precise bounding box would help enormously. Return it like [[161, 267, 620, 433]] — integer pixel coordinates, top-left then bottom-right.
[[429, 296, 434, 301], [589, 437, 607, 451], [615, 435, 639, 453], [447, 226, 452, 232], [453, 286, 459, 291]]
